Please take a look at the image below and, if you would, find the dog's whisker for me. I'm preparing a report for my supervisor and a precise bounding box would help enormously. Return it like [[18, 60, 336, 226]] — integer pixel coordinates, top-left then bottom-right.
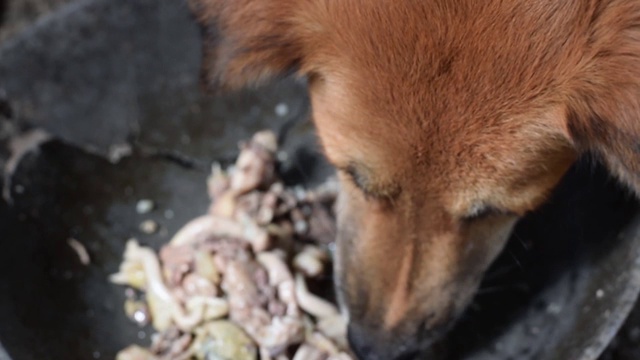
[[513, 234, 532, 251], [507, 250, 525, 270], [483, 263, 520, 280], [476, 281, 530, 296]]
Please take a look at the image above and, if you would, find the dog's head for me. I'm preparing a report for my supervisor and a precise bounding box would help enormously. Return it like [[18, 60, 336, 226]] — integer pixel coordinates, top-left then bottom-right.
[[189, 0, 640, 358]]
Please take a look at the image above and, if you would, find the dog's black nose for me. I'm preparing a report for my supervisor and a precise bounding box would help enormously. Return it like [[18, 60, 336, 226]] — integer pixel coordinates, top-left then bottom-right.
[[347, 323, 422, 360], [347, 324, 374, 359]]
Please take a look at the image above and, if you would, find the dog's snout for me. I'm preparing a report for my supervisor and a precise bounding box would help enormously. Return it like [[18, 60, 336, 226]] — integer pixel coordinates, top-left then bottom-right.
[[347, 324, 372, 359], [347, 323, 422, 360]]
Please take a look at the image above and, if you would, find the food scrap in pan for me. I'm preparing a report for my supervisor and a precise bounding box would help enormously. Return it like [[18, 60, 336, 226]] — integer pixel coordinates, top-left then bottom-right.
[[67, 238, 91, 266], [111, 130, 352, 360]]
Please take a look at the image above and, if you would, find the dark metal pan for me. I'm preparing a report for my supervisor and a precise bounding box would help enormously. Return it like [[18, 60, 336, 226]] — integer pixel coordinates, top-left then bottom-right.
[[0, 1, 639, 359]]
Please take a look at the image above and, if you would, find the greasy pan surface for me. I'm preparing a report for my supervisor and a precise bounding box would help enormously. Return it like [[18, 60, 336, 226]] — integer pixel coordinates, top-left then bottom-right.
[[1, 0, 640, 359]]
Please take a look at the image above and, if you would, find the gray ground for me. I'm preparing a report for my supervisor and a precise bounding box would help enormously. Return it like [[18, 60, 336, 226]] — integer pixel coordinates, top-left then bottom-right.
[[0, 0, 639, 358]]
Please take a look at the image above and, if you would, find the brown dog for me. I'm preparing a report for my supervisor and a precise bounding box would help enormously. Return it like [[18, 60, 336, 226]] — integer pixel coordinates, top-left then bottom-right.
[[187, 0, 640, 358]]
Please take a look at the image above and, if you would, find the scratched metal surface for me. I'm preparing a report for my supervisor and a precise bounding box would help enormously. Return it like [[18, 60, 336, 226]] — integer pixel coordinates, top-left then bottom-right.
[[0, 0, 639, 359]]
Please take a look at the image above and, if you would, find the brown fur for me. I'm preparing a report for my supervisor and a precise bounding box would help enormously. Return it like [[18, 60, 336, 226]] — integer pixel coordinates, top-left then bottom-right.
[[188, 0, 640, 358]]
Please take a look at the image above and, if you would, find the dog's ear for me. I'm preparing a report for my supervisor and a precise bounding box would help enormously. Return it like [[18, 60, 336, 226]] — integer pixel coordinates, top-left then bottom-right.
[[187, 0, 304, 92], [566, 3, 640, 194]]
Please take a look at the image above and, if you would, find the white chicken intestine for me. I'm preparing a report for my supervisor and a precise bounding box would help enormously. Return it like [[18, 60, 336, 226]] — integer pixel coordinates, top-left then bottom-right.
[[112, 130, 353, 360], [110, 240, 229, 332]]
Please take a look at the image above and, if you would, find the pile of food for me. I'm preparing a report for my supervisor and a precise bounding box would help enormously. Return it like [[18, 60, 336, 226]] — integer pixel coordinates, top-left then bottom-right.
[[110, 130, 353, 360]]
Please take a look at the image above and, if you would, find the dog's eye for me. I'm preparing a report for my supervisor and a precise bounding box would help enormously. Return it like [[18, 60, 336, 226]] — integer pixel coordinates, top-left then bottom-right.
[[344, 163, 370, 194], [462, 204, 514, 222], [341, 162, 400, 202]]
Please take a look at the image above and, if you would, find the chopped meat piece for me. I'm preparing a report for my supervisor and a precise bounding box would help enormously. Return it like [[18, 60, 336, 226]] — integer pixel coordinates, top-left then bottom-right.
[[112, 131, 347, 359]]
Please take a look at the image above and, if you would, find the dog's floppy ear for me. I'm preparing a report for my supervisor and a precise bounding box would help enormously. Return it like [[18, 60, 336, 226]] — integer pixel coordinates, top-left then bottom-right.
[[187, 0, 304, 92], [566, 3, 640, 194]]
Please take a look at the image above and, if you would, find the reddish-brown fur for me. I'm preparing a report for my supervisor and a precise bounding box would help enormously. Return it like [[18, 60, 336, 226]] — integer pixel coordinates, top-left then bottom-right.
[[188, 0, 640, 358]]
